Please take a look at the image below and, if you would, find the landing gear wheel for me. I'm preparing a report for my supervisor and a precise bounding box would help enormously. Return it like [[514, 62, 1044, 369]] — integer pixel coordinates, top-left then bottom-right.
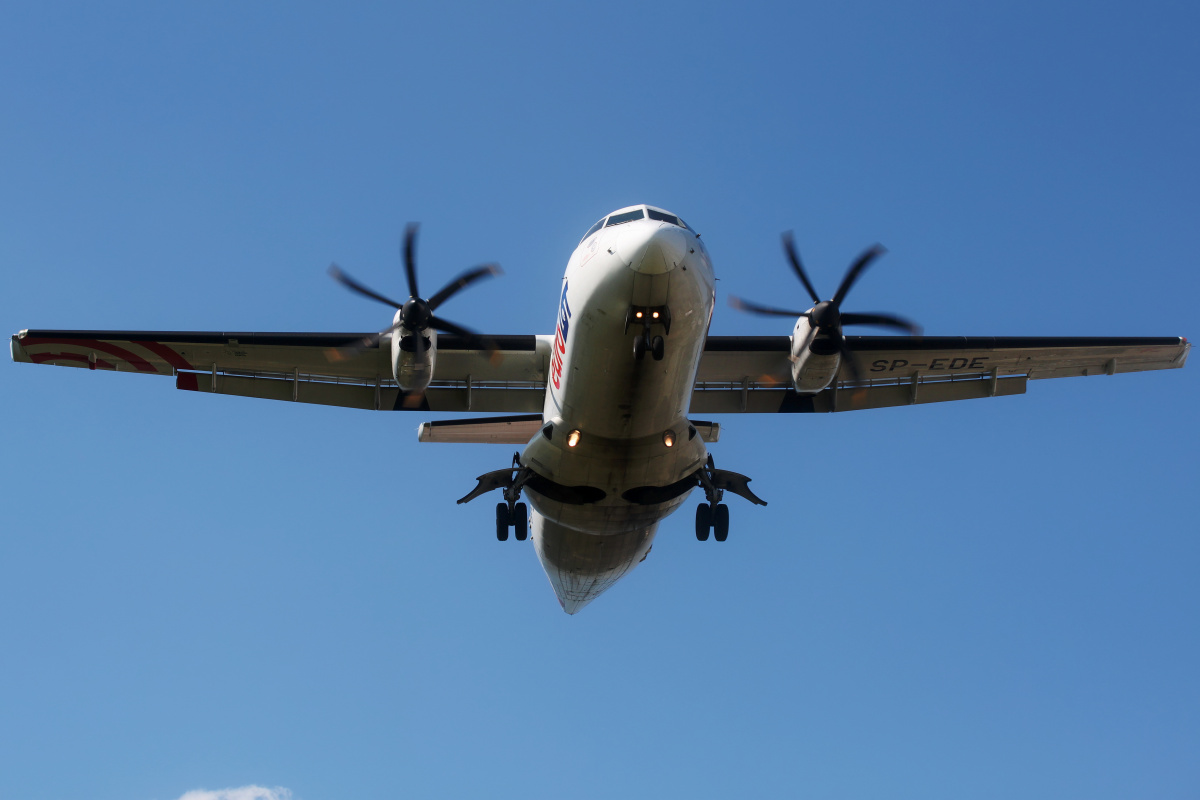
[[651, 335, 665, 361], [513, 502, 528, 541], [633, 336, 647, 361], [695, 503, 712, 541], [495, 502, 510, 541], [713, 503, 730, 542]]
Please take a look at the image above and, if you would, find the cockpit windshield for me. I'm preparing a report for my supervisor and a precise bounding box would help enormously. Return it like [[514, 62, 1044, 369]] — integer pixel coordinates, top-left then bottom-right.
[[580, 217, 606, 243], [605, 209, 645, 227], [580, 206, 695, 244]]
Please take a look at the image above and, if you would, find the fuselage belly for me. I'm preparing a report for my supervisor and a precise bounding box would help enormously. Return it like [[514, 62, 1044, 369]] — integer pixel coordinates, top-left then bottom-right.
[[519, 208, 715, 612]]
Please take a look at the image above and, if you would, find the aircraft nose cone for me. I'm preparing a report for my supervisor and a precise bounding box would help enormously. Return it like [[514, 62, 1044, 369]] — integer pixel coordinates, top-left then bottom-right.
[[616, 223, 690, 275]]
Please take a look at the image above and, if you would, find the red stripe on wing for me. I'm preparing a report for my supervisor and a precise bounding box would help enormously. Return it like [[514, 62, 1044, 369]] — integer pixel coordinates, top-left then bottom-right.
[[30, 352, 117, 370], [135, 340, 195, 371], [21, 338, 160, 373]]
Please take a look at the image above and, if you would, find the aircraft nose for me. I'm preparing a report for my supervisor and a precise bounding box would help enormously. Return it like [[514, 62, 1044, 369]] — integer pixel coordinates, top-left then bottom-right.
[[616, 223, 690, 275]]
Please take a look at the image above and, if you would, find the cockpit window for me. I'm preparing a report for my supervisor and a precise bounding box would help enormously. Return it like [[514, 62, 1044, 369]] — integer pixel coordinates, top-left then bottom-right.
[[605, 209, 645, 227], [647, 209, 681, 227], [580, 217, 606, 243]]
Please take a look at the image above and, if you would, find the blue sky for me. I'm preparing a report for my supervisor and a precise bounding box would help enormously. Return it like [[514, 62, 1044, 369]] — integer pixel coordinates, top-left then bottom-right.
[[2, 2, 1197, 798]]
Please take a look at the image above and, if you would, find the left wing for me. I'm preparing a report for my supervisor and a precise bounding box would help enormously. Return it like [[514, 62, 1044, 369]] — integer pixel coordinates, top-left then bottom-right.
[[693, 335, 1190, 413], [11, 329, 550, 412]]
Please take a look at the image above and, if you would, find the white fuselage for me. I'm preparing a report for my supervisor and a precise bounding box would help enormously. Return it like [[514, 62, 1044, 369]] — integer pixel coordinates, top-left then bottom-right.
[[519, 209, 715, 613]]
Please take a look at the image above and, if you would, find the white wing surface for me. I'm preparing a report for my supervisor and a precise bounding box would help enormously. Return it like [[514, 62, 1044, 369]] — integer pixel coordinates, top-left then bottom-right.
[[693, 335, 1190, 413], [11, 330, 550, 413]]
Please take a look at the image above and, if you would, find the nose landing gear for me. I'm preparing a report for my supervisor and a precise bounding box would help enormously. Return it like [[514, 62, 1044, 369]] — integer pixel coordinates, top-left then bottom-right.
[[627, 306, 670, 362], [633, 334, 665, 362]]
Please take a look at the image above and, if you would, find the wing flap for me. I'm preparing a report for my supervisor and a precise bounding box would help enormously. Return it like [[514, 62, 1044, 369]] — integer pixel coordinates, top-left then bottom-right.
[[691, 374, 1027, 413], [178, 370, 545, 413]]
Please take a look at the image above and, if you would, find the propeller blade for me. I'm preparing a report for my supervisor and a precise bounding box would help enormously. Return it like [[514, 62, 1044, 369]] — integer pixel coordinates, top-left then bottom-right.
[[403, 223, 419, 299], [838, 337, 863, 387], [431, 315, 498, 353], [840, 312, 922, 335], [782, 232, 821, 305], [427, 264, 503, 311], [830, 244, 886, 309], [729, 296, 809, 318], [325, 320, 402, 362], [328, 264, 405, 309]]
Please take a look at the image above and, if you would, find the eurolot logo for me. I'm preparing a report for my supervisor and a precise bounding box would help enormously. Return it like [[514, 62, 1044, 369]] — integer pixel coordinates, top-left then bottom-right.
[[551, 282, 571, 390]]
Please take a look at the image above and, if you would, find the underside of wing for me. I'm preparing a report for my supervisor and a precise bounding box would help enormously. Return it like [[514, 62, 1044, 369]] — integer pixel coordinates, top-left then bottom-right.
[[11, 329, 550, 413], [693, 335, 1190, 413]]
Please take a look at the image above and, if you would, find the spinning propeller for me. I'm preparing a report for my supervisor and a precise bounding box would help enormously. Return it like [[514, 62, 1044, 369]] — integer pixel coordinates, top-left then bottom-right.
[[730, 232, 921, 383], [327, 223, 501, 360]]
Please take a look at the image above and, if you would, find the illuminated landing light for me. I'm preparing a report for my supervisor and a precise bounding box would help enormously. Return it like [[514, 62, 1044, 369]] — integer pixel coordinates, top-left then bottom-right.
[[635, 311, 644, 319], [651, 311, 660, 319], [662, 430, 675, 448], [567, 430, 582, 447]]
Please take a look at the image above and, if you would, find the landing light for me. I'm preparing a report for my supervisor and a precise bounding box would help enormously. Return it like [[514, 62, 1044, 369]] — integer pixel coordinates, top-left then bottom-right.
[[635, 311, 644, 319], [567, 430, 581, 447], [662, 430, 675, 448], [652, 311, 660, 319]]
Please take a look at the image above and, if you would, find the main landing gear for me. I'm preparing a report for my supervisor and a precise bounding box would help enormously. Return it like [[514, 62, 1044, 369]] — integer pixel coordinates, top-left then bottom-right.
[[692, 455, 767, 543], [456, 452, 534, 542]]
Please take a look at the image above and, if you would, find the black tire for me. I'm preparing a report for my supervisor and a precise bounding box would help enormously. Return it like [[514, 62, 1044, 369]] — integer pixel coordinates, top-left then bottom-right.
[[695, 503, 712, 541], [513, 502, 529, 541], [714, 503, 730, 542], [633, 336, 646, 361], [651, 335, 665, 361], [496, 502, 510, 541]]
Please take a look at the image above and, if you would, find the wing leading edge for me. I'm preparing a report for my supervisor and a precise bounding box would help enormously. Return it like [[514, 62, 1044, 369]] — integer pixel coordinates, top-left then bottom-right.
[[693, 335, 1189, 413], [11, 330, 550, 413]]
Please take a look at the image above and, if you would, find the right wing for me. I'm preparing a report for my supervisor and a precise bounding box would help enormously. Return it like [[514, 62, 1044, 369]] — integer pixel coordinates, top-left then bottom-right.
[[693, 335, 1190, 413], [11, 329, 551, 412]]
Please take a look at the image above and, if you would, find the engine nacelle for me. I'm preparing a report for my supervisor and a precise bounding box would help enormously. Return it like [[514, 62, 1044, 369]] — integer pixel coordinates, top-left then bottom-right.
[[391, 314, 436, 393], [789, 315, 841, 394]]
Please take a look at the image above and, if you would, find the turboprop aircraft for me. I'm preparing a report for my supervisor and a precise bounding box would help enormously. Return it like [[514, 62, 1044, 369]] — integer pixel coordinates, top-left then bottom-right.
[[11, 205, 1191, 613]]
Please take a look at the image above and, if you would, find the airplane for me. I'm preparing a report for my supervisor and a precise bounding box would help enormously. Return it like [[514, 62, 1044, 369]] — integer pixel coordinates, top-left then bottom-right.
[[11, 204, 1191, 614]]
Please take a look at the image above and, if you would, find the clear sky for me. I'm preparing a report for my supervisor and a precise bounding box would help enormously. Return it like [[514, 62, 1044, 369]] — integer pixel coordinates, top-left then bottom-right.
[[2, 2, 1197, 798]]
